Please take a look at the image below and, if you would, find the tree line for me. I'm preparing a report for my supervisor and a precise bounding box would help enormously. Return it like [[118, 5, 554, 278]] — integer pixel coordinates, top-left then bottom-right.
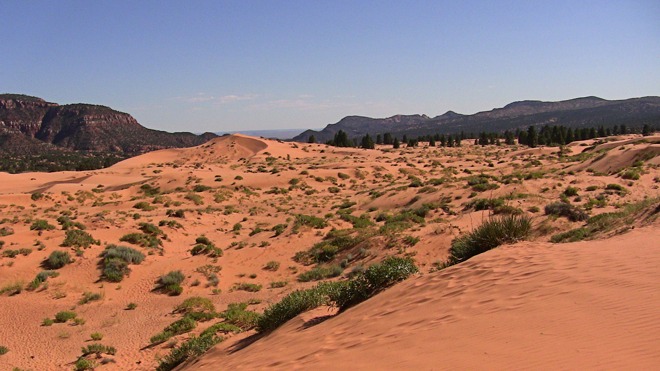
[[310, 123, 655, 149]]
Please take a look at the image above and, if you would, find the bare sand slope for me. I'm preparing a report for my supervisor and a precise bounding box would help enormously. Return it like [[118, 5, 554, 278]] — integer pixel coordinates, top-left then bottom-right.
[[187, 225, 660, 370]]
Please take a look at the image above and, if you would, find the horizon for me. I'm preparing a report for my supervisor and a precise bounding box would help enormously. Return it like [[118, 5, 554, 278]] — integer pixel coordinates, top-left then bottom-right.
[[2, 1, 658, 132]]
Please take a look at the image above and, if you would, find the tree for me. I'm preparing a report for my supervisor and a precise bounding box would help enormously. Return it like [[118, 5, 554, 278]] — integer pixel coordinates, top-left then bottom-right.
[[383, 132, 393, 145], [308, 135, 316, 144], [642, 124, 652, 136], [361, 134, 375, 149], [393, 137, 400, 149], [376, 134, 383, 145], [429, 137, 436, 147], [527, 126, 538, 148], [330, 130, 352, 147]]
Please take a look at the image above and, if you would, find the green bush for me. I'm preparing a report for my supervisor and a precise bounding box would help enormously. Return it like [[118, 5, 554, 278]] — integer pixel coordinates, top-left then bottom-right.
[[0, 346, 8, 355], [544, 202, 588, 222], [174, 297, 215, 315], [45, 250, 72, 269], [30, 219, 55, 231], [563, 186, 579, 197], [54, 311, 77, 323], [297, 265, 343, 282], [329, 256, 418, 312], [119, 232, 162, 249], [232, 282, 262, 292], [100, 245, 145, 282], [133, 201, 156, 211], [447, 214, 532, 265], [27, 270, 59, 291], [80, 343, 116, 357], [61, 230, 99, 248], [74, 358, 97, 371], [257, 283, 337, 333], [158, 270, 185, 295], [220, 303, 261, 330], [263, 261, 280, 271], [79, 291, 102, 305], [156, 334, 221, 371]]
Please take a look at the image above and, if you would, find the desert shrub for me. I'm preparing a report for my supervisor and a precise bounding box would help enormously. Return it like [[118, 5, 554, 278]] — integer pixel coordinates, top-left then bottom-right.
[[585, 185, 598, 191], [0, 227, 14, 236], [0, 281, 24, 296], [79, 291, 103, 305], [42, 318, 54, 326], [190, 236, 223, 257], [80, 343, 116, 357], [27, 270, 59, 291], [185, 193, 204, 205], [54, 311, 77, 323], [90, 332, 103, 341], [158, 270, 185, 295], [563, 186, 579, 197], [164, 316, 197, 335], [31, 192, 44, 201], [271, 223, 287, 236], [327, 186, 341, 193], [297, 264, 343, 282], [45, 250, 72, 269], [294, 214, 327, 230], [126, 302, 138, 310], [74, 358, 97, 371], [466, 198, 505, 211], [133, 201, 155, 211], [550, 228, 589, 243], [140, 184, 161, 196], [620, 169, 640, 180], [447, 215, 532, 265], [100, 245, 145, 282], [139, 222, 165, 236], [232, 282, 262, 292], [30, 219, 55, 231], [270, 281, 288, 288], [493, 205, 523, 215], [192, 184, 212, 192], [166, 209, 186, 218], [199, 322, 242, 337], [57, 216, 86, 230], [0, 346, 8, 355], [156, 334, 221, 371], [605, 183, 627, 194], [329, 256, 418, 311], [544, 202, 589, 222], [220, 302, 261, 330], [257, 283, 338, 333], [159, 219, 183, 229], [62, 230, 99, 248], [119, 232, 162, 249], [174, 297, 215, 315], [263, 261, 280, 271]]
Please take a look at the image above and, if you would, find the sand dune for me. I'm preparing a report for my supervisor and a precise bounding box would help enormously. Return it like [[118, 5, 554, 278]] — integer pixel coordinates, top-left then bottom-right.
[[187, 225, 660, 370], [0, 134, 658, 370]]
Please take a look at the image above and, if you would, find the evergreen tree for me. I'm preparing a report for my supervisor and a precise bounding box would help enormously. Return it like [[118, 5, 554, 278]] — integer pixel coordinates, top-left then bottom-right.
[[393, 137, 400, 149], [308, 135, 316, 144], [527, 126, 538, 148]]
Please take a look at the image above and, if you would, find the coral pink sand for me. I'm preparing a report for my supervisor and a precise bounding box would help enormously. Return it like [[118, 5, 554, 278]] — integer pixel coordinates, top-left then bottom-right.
[[186, 225, 660, 370]]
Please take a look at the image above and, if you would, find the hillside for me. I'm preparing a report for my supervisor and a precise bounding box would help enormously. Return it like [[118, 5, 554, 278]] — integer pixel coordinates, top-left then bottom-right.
[[0, 94, 216, 172], [293, 96, 660, 143]]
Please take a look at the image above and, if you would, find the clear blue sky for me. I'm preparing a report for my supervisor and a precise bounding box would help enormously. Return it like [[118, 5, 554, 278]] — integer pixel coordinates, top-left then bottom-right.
[[2, 0, 658, 132]]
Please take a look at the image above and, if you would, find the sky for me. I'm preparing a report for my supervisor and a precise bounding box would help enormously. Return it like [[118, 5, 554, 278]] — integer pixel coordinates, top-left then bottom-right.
[[1, 0, 659, 133]]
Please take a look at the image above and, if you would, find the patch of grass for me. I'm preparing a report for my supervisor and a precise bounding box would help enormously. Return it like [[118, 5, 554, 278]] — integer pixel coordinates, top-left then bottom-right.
[[263, 261, 280, 271], [190, 236, 223, 257], [0, 346, 8, 355], [174, 297, 216, 315], [119, 232, 162, 249], [133, 201, 156, 211], [447, 214, 532, 265], [0, 281, 24, 296], [26, 270, 59, 291]]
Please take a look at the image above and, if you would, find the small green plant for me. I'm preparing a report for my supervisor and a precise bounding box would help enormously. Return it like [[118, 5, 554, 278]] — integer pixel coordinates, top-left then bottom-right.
[[79, 291, 103, 305], [100, 245, 145, 282], [232, 282, 262, 292], [126, 302, 138, 310], [447, 214, 532, 265], [263, 261, 280, 271], [133, 201, 156, 211], [544, 202, 588, 222], [0, 346, 8, 355], [90, 332, 103, 341], [54, 311, 77, 323]]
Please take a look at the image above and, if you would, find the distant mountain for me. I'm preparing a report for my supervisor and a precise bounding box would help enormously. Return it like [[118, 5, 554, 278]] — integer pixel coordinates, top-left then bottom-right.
[[0, 94, 216, 154], [293, 96, 660, 143]]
